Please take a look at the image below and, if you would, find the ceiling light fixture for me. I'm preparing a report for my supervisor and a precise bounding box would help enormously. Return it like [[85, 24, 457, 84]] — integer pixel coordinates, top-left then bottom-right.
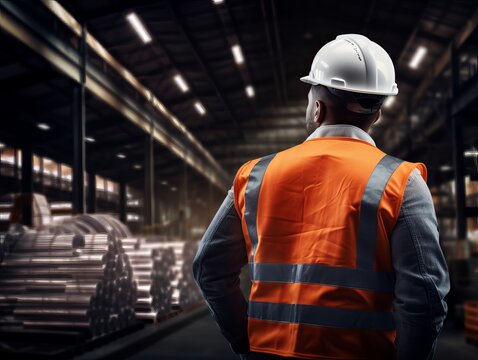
[[37, 123, 50, 131], [117, 153, 126, 159], [439, 165, 452, 172], [85, 136, 95, 143], [212, 0, 224, 4], [170, 186, 177, 192], [194, 101, 206, 116], [409, 46, 427, 69], [161, 180, 168, 186], [173, 74, 189, 93], [464, 150, 478, 158], [0, 142, 5, 148], [231, 44, 244, 65], [134, 164, 142, 169], [126, 13, 152, 44], [245, 85, 255, 98]]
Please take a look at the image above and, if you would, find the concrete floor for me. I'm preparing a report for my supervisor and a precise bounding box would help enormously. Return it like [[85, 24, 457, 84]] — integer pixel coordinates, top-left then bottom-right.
[[435, 324, 478, 360], [129, 314, 478, 360], [128, 313, 238, 360]]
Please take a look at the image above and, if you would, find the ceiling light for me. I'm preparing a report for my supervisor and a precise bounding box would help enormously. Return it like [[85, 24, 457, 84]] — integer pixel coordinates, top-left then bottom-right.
[[194, 101, 206, 116], [134, 164, 141, 169], [464, 150, 478, 158], [161, 180, 168, 186], [117, 153, 126, 159], [212, 0, 224, 4], [0, 142, 5, 148], [126, 13, 152, 44], [173, 74, 189, 92], [383, 96, 395, 108], [170, 186, 177, 192], [439, 165, 452, 172], [245, 85, 255, 98], [409, 46, 427, 69], [37, 123, 50, 131], [231, 44, 244, 65], [85, 136, 95, 143]]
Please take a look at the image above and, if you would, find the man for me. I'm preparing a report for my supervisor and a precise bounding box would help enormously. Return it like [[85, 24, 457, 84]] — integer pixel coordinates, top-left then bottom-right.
[[193, 34, 449, 359]]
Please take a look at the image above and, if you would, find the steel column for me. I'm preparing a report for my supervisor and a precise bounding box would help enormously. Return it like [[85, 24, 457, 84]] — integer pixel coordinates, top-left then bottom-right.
[[181, 158, 189, 239], [451, 45, 467, 240], [119, 182, 127, 224], [452, 119, 466, 239], [144, 133, 155, 227], [39, 157, 44, 193], [20, 143, 33, 227], [72, 24, 87, 214], [87, 172, 96, 213], [406, 98, 412, 157], [13, 147, 19, 181]]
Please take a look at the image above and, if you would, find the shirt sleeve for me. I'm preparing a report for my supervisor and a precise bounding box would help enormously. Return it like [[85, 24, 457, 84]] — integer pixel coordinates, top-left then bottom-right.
[[192, 188, 249, 354], [391, 169, 450, 360]]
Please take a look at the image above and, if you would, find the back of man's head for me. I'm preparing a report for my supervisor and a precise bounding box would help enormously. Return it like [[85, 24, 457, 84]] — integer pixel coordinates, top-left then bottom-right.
[[302, 34, 398, 133], [311, 85, 385, 127]]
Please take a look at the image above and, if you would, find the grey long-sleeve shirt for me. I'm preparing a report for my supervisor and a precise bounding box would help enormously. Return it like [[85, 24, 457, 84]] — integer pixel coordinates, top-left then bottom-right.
[[193, 125, 450, 359]]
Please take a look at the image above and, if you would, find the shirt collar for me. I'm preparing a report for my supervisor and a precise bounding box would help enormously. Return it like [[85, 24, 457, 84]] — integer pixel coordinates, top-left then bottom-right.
[[305, 124, 376, 147]]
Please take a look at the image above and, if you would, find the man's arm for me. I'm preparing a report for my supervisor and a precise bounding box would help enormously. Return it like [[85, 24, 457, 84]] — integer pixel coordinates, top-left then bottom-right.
[[391, 169, 450, 360], [192, 188, 249, 354]]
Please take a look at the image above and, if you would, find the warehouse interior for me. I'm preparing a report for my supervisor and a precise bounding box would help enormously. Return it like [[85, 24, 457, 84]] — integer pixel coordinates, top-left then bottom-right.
[[0, 0, 478, 359]]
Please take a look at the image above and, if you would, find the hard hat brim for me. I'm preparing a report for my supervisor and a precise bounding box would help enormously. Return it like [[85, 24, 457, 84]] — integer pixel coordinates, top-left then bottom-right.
[[299, 76, 398, 96], [300, 75, 319, 85]]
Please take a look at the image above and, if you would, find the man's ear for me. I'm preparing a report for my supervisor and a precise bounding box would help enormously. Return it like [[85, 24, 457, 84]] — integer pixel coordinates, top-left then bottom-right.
[[314, 100, 325, 126]]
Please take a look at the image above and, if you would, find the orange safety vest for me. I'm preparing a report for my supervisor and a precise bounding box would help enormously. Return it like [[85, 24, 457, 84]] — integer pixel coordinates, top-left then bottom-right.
[[233, 137, 427, 360]]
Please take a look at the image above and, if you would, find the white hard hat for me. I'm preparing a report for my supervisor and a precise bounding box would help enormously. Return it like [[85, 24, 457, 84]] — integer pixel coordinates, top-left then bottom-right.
[[300, 34, 398, 96]]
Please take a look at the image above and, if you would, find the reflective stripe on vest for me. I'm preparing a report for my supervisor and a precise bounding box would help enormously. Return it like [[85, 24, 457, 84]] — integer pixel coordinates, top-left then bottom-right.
[[356, 155, 403, 270], [244, 153, 276, 262], [249, 301, 396, 331], [244, 153, 403, 329], [249, 262, 395, 292]]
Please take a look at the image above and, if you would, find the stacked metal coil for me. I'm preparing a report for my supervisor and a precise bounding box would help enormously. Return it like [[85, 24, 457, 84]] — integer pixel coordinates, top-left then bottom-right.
[[0, 224, 25, 264], [151, 247, 176, 315], [137, 241, 201, 309], [51, 214, 131, 239], [0, 231, 137, 337], [123, 239, 176, 321], [174, 241, 202, 308]]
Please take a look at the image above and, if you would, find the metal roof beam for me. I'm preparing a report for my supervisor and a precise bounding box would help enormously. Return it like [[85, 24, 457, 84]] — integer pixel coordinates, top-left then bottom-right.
[[66, 0, 160, 22], [388, 5, 478, 155], [0, 1, 229, 190], [214, 0, 258, 112], [39, 0, 229, 187], [260, 0, 282, 103], [165, 0, 244, 139]]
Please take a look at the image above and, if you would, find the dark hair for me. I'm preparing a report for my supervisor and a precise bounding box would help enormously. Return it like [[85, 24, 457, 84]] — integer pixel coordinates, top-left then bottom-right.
[[311, 85, 383, 125]]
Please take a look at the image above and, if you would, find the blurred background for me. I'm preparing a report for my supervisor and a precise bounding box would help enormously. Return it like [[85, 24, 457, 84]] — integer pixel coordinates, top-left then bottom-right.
[[0, 0, 477, 359]]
